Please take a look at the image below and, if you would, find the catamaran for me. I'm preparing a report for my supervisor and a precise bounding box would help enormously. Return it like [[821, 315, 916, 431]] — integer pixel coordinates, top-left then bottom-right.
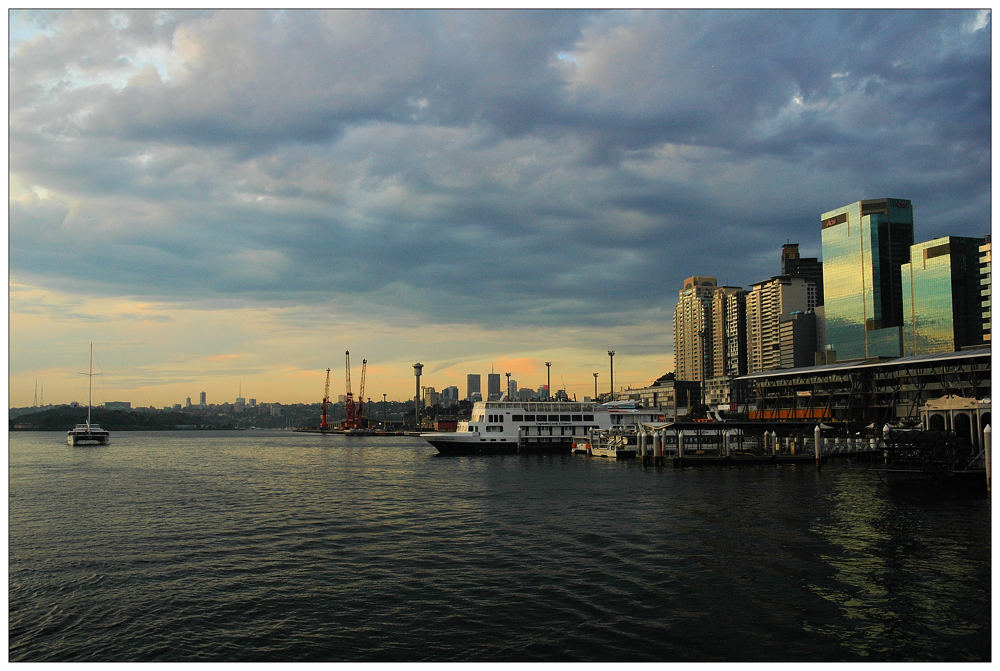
[[67, 343, 110, 446]]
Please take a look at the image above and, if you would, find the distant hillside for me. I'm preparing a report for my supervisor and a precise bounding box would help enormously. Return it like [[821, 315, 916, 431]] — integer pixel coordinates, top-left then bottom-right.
[[9, 406, 236, 431]]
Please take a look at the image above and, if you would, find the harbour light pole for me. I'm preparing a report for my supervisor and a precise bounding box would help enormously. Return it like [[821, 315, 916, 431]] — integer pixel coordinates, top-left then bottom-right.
[[505, 372, 511, 399], [608, 350, 615, 402], [594, 372, 599, 401], [545, 362, 551, 401], [413, 363, 423, 429]]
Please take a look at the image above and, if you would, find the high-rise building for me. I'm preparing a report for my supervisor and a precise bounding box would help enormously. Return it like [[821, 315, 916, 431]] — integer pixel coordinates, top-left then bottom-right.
[[781, 243, 824, 305], [673, 276, 717, 381], [442, 386, 459, 403], [199, 391, 206, 406], [746, 275, 816, 373], [820, 198, 914, 359], [901, 236, 985, 356], [711, 286, 747, 377], [466, 374, 481, 401], [779, 310, 818, 369], [487, 373, 501, 400], [981, 236, 991, 344]]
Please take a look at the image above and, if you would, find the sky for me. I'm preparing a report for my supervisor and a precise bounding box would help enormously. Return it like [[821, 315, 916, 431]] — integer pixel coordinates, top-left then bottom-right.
[[8, 8, 992, 408]]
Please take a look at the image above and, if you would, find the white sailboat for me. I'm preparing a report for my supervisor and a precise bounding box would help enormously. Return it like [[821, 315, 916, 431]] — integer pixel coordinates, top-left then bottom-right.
[[67, 343, 110, 446]]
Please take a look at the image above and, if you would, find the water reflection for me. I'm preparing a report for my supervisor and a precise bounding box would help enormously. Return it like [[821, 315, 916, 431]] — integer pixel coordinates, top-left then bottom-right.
[[807, 470, 989, 660]]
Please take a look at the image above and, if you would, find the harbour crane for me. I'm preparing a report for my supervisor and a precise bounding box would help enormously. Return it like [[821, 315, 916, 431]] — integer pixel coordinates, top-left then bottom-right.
[[319, 368, 331, 431], [357, 359, 367, 428], [344, 350, 356, 429]]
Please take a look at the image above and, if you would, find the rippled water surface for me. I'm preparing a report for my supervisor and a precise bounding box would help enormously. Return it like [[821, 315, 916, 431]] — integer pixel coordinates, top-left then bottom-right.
[[9, 431, 990, 662]]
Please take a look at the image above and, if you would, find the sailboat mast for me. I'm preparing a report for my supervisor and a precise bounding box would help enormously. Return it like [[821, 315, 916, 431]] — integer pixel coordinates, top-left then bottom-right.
[[87, 342, 93, 427]]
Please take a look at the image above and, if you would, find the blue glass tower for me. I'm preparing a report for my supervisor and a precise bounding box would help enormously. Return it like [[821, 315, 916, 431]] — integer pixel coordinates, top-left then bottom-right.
[[820, 198, 914, 360], [901, 236, 985, 355]]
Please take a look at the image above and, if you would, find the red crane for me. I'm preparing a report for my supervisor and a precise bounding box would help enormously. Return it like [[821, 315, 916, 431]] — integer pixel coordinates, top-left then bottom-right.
[[344, 350, 356, 429], [319, 368, 331, 431], [357, 359, 367, 428]]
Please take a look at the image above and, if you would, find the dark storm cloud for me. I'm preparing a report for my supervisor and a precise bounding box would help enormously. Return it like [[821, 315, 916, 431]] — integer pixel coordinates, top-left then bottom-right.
[[9, 9, 991, 330]]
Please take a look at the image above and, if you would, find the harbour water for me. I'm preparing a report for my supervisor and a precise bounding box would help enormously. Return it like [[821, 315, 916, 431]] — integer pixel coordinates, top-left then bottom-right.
[[8, 431, 990, 662]]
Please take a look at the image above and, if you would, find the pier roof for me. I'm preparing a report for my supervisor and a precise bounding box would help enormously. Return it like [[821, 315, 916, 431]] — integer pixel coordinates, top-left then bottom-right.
[[737, 348, 990, 381]]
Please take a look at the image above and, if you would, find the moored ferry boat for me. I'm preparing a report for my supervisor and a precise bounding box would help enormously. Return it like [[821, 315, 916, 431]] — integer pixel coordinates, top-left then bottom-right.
[[420, 398, 668, 455]]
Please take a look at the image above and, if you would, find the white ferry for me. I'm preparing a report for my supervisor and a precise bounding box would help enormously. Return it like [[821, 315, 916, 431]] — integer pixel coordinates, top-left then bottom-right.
[[420, 398, 668, 455]]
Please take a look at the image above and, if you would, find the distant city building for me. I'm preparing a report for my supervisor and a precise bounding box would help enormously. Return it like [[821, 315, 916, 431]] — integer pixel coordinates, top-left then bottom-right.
[[980, 236, 991, 344], [249, 398, 256, 408], [673, 276, 717, 382], [235, 396, 246, 411], [781, 243, 824, 306], [746, 275, 816, 373], [711, 286, 747, 377], [185, 396, 192, 408], [537, 384, 549, 400], [103, 401, 131, 410], [423, 387, 439, 408], [820, 198, 913, 359], [199, 391, 206, 406], [466, 374, 481, 401], [441, 386, 459, 403], [487, 373, 501, 400], [901, 236, 985, 355]]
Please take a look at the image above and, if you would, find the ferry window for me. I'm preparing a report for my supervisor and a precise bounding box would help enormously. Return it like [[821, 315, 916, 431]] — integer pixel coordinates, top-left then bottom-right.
[[512, 415, 523, 421], [486, 425, 503, 432], [524, 415, 535, 421], [560, 415, 570, 421], [548, 415, 559, 422], [572, 415, 582, 422], [583, 415, 594, 422]]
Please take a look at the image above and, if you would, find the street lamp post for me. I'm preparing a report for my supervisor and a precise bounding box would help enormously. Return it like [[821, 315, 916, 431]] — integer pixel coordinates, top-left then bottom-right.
[[608, 350, 615, 402], [545, 362, 551, 401], [505, 372, 511, 399], [593, 372, 599, 401], [383, 393, 387, 430]]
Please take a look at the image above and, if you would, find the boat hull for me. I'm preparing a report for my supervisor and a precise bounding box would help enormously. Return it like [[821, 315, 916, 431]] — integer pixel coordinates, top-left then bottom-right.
[[591, 447, 637, 459], [424, 436, 574, 456], [68, 431, 110, 446]]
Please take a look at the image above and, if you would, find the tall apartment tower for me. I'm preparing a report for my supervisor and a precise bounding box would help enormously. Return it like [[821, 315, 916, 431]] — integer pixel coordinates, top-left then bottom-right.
[[746, 275, 817, 373], [781, 243, 824, 305], [487, 373, 501, 400], [901, 236, 985, 356], [673, 276, 717, 381], [981, 236, 991, 344], [466, 374, 481, 401], [820, 198, 914, 360], [711, 286, 747, 377], [199, 391, 206, 406]]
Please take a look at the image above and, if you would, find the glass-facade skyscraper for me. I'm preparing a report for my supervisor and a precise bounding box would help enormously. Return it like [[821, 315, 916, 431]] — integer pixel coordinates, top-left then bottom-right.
[[820, 198, 914, 360], [901, 236, 985, 355]]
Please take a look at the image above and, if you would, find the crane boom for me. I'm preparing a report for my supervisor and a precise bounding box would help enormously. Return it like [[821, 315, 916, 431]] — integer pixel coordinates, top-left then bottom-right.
[[344, 350, 356, 429], [319, 368, 331, 430], [358, 359, 367, 428]]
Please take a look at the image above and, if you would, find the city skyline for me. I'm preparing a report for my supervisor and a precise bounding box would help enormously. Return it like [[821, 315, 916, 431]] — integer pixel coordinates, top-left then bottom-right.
[[9, 9, 991, 407]]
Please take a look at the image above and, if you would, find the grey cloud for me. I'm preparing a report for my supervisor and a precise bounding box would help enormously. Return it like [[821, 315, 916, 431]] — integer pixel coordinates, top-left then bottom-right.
[[9, 8, 991, 334]]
